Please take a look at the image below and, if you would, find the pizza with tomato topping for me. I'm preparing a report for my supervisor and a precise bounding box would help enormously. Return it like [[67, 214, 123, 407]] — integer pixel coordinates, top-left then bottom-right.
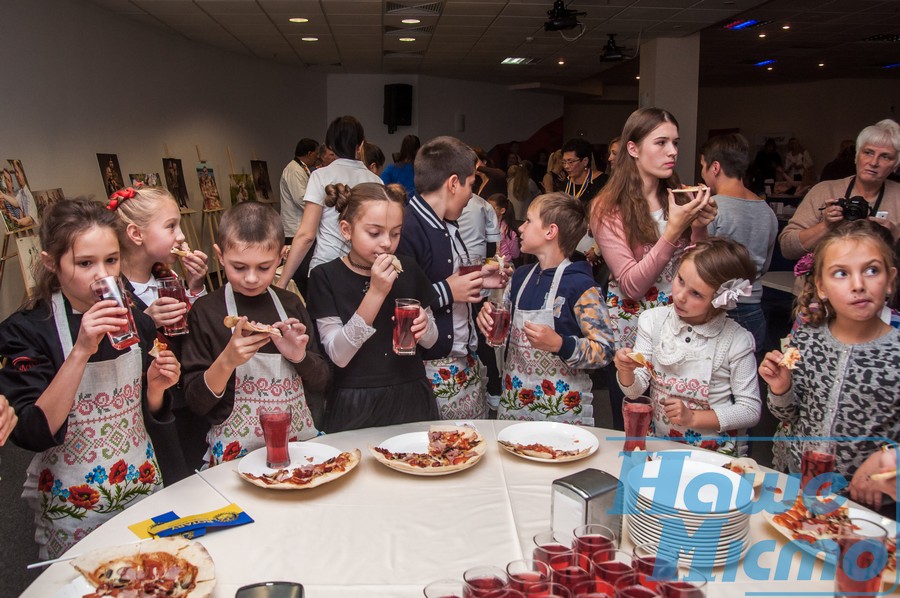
[[241, 449, 360, 489], [498, 440, 591, 462], [72, 537, 214, 597], [370, 425, 486, 475]]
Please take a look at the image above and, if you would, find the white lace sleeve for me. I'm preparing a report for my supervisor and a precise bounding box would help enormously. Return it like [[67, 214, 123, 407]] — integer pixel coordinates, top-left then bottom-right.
[[316, 314, 376, 368]]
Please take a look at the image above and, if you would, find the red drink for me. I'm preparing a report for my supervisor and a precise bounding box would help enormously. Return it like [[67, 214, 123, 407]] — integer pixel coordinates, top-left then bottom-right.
[[463, 577, 508, 598], [616, 586, 658, 598], [571, 579, 612, 597], [835, 535, 885, 597], [622, 401, 653, 451], [459, 264, 482, 275], [510, 571, 547, 592], [552, 565, 590, 592], [534, 544, 572, 567], [393, 299, 420, 355], [488, 305, 512, 347], [801, 450, 836, 493], [259, 409, 291, 468], [660, 582, 705, 598], [593, 561, 635, 596], [157, 277, 190, 335], [633, 556, 676, 591], [91, 276, 140, 350], [575, 535, 614, 562]]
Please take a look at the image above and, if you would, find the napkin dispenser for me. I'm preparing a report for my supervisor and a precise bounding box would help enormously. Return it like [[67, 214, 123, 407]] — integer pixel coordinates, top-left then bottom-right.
[[551, 468, 621, 545]]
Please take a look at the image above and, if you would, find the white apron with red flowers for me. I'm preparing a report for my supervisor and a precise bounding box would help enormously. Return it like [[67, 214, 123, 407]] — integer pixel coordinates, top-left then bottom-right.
[[499, 261, 593, 425], [606, 213, 682, 349], [427, 350, 487, 420], [648, 313, 740, 457], [203, 284, 317, 468], [22, 293, 162, 560]]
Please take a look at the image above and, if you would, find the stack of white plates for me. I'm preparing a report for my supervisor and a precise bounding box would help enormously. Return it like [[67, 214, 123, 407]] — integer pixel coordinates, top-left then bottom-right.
[[624, 458, 754, 568]]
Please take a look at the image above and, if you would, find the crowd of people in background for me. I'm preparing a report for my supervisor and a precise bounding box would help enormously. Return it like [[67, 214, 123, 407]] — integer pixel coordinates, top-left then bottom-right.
[[0, 110, 898, 559]]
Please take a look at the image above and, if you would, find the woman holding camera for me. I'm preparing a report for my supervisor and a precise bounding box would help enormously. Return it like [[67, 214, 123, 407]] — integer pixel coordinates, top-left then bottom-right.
[[779, 119, 900, 259]]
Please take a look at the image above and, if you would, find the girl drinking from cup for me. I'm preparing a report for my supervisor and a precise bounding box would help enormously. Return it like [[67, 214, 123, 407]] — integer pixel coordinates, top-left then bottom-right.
[[592, 108, 717, 431], [0, 199, 180, 559], [614, 238, 761, 456], [306, 182, 440, 432], [111, 185, 210, 481], [760, 220, 899, 494]]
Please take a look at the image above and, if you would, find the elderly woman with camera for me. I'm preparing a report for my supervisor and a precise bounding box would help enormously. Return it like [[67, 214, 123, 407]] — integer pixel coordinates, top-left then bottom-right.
[[779, 119, 900, 259]]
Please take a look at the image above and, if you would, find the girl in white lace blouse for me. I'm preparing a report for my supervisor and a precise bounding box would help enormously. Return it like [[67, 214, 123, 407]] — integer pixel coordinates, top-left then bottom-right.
[[614, 238, 762, 456]]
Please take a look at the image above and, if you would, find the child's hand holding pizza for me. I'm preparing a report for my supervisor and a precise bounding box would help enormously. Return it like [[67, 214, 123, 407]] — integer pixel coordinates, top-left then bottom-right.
[[271, 318, 309, 363], [758, 350, 794, 396], [222, 316, 273, 369]]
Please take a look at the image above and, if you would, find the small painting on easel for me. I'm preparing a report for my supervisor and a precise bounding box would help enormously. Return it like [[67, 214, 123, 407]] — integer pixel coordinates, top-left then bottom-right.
[[33, 188, 65, 221], [130, 173, 162, 188], [228, 174, 257, 205], [250, 160, 274, 202], [97, 153, 126, 198], [1, 167, 36, 232], [197, 164, 223, 211], [162, 158, 190, 209], [16, 234, 42, 293]]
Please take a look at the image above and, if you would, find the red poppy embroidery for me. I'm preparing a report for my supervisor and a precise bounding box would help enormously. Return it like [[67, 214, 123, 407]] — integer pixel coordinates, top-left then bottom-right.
[[38, 469, 54, 492], [439, 369, 451, 381], [504, 374, 513, 391], [645, 287, 659, 302], [223, 441, 242, 462], [68, 485, 100, 510], [541, 380, 556, 396], [563, 391, 581, 410], [519, 389, 535, 406], [621, 300, 640, 315], [700, 439, 720, 451], [109, 459, 128, 485], [455, 371, 467, 385], [138, 461, 156, 484]]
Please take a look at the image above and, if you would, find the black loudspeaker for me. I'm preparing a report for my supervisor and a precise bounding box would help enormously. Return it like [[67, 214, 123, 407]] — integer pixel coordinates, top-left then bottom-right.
[[384, 83, 413, 133]]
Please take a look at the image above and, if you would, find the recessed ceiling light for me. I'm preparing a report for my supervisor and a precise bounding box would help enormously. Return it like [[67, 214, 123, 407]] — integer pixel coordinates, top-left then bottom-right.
[[301, 37, 318, 42], [782, 24, 790, 30], [501, 57, 527, 65], [289, 17, 309, 23], [558, 59, 565, 65], [818, 62, 825, 67], [758, 33, 766, 38], [399, 37, 416, 42], [635, 75, 640, 80], [401, 18, 421, 24], [767, 67, 773, 71]]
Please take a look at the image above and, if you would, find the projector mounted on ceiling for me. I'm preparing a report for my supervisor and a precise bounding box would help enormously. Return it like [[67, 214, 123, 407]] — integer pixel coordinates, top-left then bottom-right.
[[600, 34, 637, 62], [544, 0, 586, 32]]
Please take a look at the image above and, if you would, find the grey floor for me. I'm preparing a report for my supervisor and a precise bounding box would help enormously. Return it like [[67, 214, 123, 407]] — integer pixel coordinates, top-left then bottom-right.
[[1, 443, 41, 597]]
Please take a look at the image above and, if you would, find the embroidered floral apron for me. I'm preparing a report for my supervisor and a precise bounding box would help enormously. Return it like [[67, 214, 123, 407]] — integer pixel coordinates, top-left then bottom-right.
[[499, 260, 593, 425], [648, 312, 739, 456], [606, 213, 682, 349], [22, 293, 162, 560], [426, 351, 487, 420], [204, 284, 317, 467]]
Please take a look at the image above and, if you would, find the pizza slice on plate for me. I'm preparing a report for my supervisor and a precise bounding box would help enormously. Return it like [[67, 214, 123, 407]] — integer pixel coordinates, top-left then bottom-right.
[[370, 424, 485, 473], [241, 449, 361, 489], [72, 536, 215, 597]]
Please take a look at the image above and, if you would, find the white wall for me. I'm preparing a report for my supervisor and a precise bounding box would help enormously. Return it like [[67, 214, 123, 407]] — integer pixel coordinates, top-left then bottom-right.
[[0, 0, 327, 317], [327, 73, 565, 157]]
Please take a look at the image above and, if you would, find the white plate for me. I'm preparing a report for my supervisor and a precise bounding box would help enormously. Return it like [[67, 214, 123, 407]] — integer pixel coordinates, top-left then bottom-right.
[[627, 515, 750, 547], [627, 523, 751, 568], [763, 506, 898, 586], [237, 442, 357, 489], [496, 422, 599, 462], [55, 576, 93, 598], [370, 431, 486, 476], [652, 450, 765, 490], [627, 458, 752, 514]]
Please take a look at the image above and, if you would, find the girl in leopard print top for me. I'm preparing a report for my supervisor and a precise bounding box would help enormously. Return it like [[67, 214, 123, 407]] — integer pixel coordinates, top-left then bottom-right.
[[760, 221, 899, 509]]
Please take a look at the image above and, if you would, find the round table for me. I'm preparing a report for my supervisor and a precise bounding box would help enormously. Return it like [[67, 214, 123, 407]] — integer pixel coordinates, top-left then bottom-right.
[[25, 421, 850, 596]]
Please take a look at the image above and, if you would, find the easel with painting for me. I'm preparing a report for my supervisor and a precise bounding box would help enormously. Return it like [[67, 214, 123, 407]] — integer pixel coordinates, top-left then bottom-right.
[[199, 145, 225, 288], [0, 223, 39, 299]]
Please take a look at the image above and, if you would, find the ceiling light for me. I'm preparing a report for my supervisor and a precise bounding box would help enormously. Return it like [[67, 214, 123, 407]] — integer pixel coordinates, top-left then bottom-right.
[[754, 59, 776, 67], [782, 25, 790, 30], [758, 33, 766, 38], [502, 57, 527, 65], [818, 62, 825, 67], [767, 67, 773, 71], [399, 37, 416, 42], [558, 59, 565, 65], [401, 18, 421, 24], [289, 17, 309, 23], [301, 37, 318, 42], [635, 75, 640, 80]]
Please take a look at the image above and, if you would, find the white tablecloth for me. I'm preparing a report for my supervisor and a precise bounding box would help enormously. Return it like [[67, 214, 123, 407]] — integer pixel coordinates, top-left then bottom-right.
[[26, 420, 893, 596]]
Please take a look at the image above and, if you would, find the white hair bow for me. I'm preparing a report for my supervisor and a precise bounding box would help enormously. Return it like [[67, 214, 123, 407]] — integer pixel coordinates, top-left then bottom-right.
[[712, 278, 752, 310]]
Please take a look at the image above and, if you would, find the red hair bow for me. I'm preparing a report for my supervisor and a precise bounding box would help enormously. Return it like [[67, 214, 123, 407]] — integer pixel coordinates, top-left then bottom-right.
[[106, 183, 142, 210]]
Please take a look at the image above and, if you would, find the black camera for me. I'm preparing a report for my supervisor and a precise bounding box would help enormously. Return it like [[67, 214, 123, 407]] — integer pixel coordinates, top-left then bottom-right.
[[835, 196, 874, 221]]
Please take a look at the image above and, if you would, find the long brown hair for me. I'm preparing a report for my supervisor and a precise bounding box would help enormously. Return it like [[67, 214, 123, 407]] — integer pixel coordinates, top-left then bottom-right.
[[592, 108, 681, 247], [28, 198, 122, 308]]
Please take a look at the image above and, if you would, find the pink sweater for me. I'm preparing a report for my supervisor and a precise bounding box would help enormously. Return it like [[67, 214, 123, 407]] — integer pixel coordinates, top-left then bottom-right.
[[594, 210, 707, 300]]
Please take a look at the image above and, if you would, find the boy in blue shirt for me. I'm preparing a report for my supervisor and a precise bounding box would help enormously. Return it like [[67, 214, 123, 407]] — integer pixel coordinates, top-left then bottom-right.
[[477, 192, 615, 425]]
